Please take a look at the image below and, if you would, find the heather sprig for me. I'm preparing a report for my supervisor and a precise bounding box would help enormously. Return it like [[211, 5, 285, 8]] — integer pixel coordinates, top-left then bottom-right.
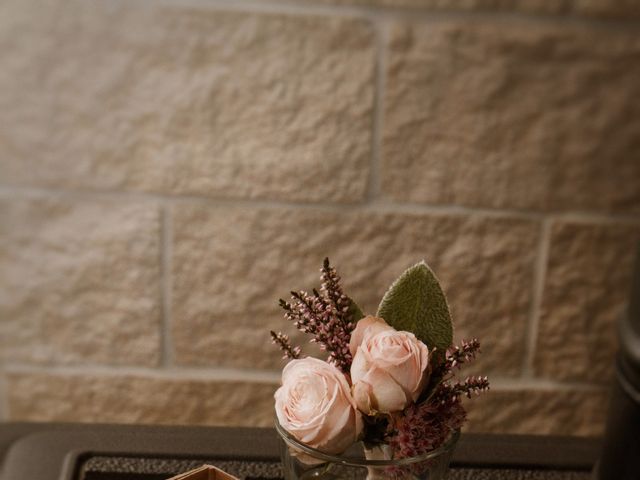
[[385, 339, 488, 460], [387, 395, 466, 461], [276, 258, 356, 372], [320, 257, 351, 323], [270, 331, 301, 360], [445, 338, 481, 371], [432, 376, 490, 405], [386, 376, 487, 462], [430, 338, 481, 381]]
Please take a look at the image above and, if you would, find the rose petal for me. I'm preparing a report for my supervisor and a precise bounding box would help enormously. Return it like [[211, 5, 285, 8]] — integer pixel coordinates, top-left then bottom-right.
[[361, 367, 408, 413], [352, 379, 374, 415], [275, 357, 362, 454], [376, 332, 423, 396], [410, 341, 431, 401], [350, 345, 371, 384], [349, 316, 392, 357]]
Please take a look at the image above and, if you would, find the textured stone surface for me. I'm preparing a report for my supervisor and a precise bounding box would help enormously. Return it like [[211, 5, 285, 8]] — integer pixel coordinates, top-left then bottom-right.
[[6, 372, 277, 426], [0, 198, 161, 366], [1, 0, 637, 439], [0, 372, 6, 421], [6, 371, 609, 435], [172, 205, 538, 375], [382, 22, 640, 214], [281, 0, 640, 18], [466, 387, 609, 436], [575, 0, 640, 18], [0, 0, 373, 202], [535, 222, 640, 382]]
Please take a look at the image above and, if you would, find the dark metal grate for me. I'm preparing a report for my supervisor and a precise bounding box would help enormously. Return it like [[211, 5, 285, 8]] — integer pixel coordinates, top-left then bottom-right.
[[77, 456, 593, 480], [78, 457, 281, 480]]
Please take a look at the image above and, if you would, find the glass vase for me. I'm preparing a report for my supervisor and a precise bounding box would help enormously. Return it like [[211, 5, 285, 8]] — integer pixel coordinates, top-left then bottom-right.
[[276, 420, 459, 480]]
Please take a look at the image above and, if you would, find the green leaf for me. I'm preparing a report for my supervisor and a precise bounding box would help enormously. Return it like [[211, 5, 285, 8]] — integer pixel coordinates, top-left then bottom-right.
[[347, 297, 365, 323], [376, 261, 453, 352], [418, 365, 446, 404]]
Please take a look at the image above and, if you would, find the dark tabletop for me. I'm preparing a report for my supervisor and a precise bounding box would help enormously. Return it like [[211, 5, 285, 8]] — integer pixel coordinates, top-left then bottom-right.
[[0, 422, 602, 480]]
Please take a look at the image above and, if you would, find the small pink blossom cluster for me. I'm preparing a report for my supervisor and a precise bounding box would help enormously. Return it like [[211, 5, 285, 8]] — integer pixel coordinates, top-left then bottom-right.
[[389, 353, 489, 461], [273, 259, 355, 372], [389, 398, 466, 459]]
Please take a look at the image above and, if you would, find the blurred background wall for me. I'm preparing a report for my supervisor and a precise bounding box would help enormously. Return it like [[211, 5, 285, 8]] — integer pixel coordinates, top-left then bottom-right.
[[1, 0, 639, 437]]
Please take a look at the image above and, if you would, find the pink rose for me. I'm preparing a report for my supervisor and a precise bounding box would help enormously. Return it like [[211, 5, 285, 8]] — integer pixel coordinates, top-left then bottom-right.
[[348, 316, 393, 357], [275, 357, 363, 454], [351, 325, 430, 414]]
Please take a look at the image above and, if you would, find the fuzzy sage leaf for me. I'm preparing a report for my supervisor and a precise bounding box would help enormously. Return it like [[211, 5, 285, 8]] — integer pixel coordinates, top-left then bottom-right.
[[376, 261, 453, 352], [347, 297, 365, 324]]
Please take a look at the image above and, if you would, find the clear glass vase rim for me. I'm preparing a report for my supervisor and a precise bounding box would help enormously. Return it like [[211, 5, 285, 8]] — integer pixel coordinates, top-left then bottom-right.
[[275, 418, 460, 467]]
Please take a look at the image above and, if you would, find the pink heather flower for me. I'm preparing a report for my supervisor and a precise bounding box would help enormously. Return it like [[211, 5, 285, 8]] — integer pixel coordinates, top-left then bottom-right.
[[278, 258, 357, 372], [445, 339, 480, 371], [270, 331, 301, 360], [388, 397, 466, 460]]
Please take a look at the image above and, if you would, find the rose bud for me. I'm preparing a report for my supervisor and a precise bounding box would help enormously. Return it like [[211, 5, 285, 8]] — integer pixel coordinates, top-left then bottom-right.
[[348, 316, 393, 357], [275, 357, 363, 454], [351, 327, 430, 414]]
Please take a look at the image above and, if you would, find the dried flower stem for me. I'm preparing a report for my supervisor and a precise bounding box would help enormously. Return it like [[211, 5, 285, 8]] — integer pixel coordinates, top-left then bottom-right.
[[386, 340, 488, 461], [445, 338, 481, 370], [388, 396, 466, 461], [320, 258, 352, 328], [270, 331, 301, 360], [277, 258, 355, 372], [433, 376, 490, 405]]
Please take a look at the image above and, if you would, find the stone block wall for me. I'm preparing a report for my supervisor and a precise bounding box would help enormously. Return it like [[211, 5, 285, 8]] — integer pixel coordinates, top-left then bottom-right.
[[1, 0, 639, 436]]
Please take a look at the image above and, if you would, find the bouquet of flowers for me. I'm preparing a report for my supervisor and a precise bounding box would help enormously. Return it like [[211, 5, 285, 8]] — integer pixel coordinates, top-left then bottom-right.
[[271, 259, 489, 470]]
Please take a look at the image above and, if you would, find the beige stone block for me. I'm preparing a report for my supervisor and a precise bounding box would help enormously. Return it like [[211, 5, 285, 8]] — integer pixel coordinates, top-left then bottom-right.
[[7, 372, 609, 436], [466, 388, 609, 436], [0, 198, 161, 366], [575, 0, 640, 18], [172, 204, 538, 375], [6, 372, 277, 427], [268, 0, 640, 18], [382, 21, 640, 213], [534, 222, 640, 382], [0, 372, 6, 421], [0, 0, 373, 202]]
